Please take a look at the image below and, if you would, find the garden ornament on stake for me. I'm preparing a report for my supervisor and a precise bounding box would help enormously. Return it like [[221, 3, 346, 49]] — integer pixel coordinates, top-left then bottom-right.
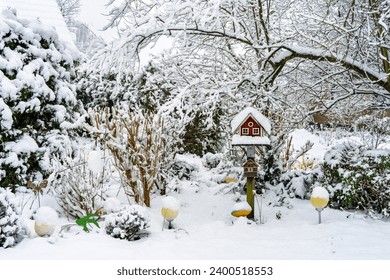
[[310, 186, 329, 224], [161, 196, 180, 229]]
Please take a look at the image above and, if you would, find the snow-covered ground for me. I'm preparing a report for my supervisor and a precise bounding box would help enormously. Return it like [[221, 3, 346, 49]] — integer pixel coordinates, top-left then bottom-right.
[[1, 128, 389, 260], [1, 184, 389, 260]]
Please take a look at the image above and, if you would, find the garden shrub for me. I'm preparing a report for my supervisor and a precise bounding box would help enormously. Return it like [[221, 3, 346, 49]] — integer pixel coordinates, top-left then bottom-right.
[[0, 188, 23, 248], [0, 10, 83, 191], [104, 205, 150, 241], [322, 143, 390, 217]]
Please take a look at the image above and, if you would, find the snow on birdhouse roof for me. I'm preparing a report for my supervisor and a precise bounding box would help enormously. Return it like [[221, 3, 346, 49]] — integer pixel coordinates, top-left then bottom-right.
[[231, 107, 271, 134], [0, 0, 75, 46], [231, 135, 270, 146]]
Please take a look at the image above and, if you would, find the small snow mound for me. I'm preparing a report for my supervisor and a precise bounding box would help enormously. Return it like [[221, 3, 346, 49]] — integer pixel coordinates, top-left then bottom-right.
[[87, 149, 104, 173], [311, 187, 329, 200], [33, 206, 58, 225], [162, 196, 180, 211], [103, 197, 122, 213], [232, 201, 252, 211]]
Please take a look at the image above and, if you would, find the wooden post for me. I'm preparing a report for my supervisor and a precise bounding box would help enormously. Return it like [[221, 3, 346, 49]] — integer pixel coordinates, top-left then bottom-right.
[[246, 146, 255, 220], [246, 177, 255, 220]]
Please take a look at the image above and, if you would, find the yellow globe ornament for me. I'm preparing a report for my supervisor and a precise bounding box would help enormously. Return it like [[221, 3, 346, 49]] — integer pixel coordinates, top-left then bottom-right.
[[310, 186, 329, 224], [161, 196, 180, 229], [231, 201, 252, 217]]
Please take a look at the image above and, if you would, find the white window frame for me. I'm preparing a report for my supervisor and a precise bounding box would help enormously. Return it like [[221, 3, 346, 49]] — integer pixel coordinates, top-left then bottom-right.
[[253, 128, 260, 135], [242, 128, 249, 135]]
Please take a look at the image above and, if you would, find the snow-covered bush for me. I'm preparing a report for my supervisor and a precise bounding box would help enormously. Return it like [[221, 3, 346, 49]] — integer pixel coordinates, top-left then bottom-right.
[[0, 9, 83, 191], [279, 170, 322, 199], [169, 157, 199, 181], [322, 143, 390, 217], [76, 69, 134, 109], [104, 205, 150, 241], [0, 188, 23, 248], [202, 153, 223, 169], [87, 107, 165, 207], [51, 148, 107, 218], [354, 115, 390, 149]]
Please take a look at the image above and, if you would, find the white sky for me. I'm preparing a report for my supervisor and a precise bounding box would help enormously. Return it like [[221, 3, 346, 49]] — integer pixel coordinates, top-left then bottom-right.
[[78, 0, 172, 65], [78, 0, 118, 42]]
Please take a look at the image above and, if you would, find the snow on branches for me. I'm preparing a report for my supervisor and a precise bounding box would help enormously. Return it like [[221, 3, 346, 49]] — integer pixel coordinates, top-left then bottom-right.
[[87, 107, 165, 207]]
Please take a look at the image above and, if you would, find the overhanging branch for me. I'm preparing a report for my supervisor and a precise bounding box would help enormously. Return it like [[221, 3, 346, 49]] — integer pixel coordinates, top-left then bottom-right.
[[263, 45, 390, 93]]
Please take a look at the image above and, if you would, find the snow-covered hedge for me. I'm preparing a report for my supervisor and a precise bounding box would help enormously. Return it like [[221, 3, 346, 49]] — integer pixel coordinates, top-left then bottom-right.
[[0, 9, 83, 191], [0, 188, 23, 248], [322, 143, 390, 217], [104, 205, 150, 241]]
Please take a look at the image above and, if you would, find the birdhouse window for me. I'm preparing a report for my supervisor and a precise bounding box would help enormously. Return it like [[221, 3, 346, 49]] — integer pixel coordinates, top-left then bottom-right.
[[253, 128, 260, 135], [242, 128, 249, 135]]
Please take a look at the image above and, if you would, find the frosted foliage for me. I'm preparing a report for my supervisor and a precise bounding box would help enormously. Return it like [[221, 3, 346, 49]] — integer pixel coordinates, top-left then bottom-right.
[[90, 0, 390, 127], [0, 98, 12, 129], [0, 9, 82, 189], [0, 188, 22, 248], [105, 205, 150, 241]]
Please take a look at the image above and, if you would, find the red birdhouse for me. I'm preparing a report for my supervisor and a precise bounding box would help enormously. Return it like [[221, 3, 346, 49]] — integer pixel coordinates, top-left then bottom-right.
[[231, 107, 271, 146]]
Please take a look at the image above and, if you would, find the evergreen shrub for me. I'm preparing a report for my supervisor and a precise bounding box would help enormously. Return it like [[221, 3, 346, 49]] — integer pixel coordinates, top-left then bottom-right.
[[322, 143, 390, 217], [104, 205, 150, 241], [0, 10, 82, 191], [0, 188, 23, 248]]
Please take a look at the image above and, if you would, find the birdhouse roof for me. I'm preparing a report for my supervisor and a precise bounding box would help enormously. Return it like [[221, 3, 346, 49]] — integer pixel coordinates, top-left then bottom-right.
[[243, 159, 259, 167], [231, 107, 271, 134]]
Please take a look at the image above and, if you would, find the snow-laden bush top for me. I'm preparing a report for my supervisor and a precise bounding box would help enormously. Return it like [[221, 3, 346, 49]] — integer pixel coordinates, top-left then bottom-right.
[[0, 8, 83, 190]]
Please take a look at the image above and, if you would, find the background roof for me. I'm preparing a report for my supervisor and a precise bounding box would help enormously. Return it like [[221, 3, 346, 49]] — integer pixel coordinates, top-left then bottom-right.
[[0, 0, 75, 45]]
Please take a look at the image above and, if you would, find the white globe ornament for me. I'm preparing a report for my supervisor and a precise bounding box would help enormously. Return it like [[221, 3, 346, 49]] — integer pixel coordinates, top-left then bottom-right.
[[34, 207, 58, 237]]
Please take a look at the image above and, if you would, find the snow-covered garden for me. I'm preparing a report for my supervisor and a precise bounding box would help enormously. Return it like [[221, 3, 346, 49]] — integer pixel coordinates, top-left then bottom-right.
[[1, 0, 390, 261]]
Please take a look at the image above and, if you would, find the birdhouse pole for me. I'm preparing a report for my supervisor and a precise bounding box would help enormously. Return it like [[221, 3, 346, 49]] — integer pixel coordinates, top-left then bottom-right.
[[246, 147, 256, 220], [246, 177, 255, 219]]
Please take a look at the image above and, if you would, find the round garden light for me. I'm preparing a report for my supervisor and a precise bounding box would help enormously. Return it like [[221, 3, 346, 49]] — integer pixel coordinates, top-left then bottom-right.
[[231, 201, 252, 218], [310, 186, 329, 224], [161, 196, 180, 229], [34, 206, 58, 237]]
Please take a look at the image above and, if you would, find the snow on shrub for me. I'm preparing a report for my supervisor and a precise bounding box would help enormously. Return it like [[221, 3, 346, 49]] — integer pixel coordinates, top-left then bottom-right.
[[0, 9, 83, 191], [104, 205, 150, 241], [202, 153, 223, 169], [322, 143, 390, 217], [278, 170, 322, 199], [52, 148, 107, 219], [0, 188, 23, 248]]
